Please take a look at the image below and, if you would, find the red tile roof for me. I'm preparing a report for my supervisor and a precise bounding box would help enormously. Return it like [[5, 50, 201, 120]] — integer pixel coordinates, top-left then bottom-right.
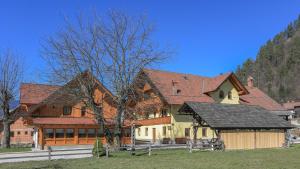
[[143, 69, 240, 105], [32, 117, 98, 125], [283, 102, 300, 110], [32, 117, 134, 127], [20, 83, 60, 105], [240, 86, 285, 111]]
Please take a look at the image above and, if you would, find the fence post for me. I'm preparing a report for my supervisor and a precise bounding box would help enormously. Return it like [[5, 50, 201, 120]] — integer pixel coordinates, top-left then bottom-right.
[[189, 141, 192, 153], [148, 144, 151, 156], [105, 144, 109, 158], [48, 146, 52, 160]]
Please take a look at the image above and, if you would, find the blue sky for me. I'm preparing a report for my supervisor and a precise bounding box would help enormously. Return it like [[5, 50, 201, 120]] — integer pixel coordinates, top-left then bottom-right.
[[0, 0, 300, 83]]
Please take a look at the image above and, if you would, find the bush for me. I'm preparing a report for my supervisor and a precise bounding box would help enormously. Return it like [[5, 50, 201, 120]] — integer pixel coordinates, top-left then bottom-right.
[[92, 138, 105, 157]]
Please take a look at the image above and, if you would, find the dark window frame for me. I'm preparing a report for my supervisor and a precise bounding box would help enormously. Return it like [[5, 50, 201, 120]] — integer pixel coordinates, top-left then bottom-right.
[[78, 129, 86, 138], [202, 128, 207, 137], [45, 129, 54, 139], [162, 126, 167, 136], [185, 128, 190, 137], [55, 129, 65, 138], [66, 129, 74, 138], [63, 106, 72, 115], [145, 128, 148, 136], [219, 90, 225, 99]]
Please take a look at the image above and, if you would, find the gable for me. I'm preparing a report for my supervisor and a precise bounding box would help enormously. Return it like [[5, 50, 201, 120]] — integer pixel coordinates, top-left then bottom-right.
[[209, 80, 240, 104]]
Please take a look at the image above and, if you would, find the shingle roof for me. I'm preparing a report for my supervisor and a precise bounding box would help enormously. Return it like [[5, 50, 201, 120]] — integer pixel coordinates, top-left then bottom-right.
[[240, 86, 285, 111], [142, 69, 247, 105], [20, 83, 61, 105], [179, 102, 292, 129]]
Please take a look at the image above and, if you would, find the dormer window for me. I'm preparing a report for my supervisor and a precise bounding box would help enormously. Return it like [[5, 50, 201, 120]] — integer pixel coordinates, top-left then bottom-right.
[[63, 106, 72, 115], [81, 106, 86, 116], [228, 91, 232, 100], [219, 90, 225, 99]]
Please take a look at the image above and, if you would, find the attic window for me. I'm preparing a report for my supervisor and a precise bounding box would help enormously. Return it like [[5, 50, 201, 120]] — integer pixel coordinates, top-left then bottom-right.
[[63, 106, 72, 115], [228, 91, 232, 100], [176, 89, 181, 94], [219, 90, 225, 99]]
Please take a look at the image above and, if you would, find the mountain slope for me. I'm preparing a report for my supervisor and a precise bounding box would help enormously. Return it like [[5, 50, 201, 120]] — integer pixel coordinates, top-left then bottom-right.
[[236, 15, 300, 103]]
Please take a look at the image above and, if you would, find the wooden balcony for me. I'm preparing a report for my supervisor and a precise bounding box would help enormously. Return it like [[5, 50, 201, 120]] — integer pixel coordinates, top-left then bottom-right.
[[135, 116, 171, 126]]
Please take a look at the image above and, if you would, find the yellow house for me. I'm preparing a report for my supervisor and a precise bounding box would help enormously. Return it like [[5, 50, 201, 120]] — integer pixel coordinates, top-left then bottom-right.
[[132, 69, 284, 144]]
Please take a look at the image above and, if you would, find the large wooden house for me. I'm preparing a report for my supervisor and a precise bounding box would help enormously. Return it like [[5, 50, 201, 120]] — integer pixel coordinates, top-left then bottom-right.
[[131, 69, 290, 149], [5, 72, 131, 149]]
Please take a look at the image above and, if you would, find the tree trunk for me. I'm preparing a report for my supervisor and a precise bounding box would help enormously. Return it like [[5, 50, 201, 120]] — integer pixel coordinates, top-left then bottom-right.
[[1, 121, 10, 148], [114, 99, 125, 148]]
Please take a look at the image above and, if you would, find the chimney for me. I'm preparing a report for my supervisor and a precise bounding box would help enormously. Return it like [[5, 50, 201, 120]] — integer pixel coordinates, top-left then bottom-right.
[[247, 76, 254, 88]]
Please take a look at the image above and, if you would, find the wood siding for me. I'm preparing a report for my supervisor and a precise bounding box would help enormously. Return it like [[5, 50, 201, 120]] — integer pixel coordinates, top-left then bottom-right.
[[220, 129, 285, 150]]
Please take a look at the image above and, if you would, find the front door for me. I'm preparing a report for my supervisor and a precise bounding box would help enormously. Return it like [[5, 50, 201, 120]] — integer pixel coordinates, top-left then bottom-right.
[[152, 128, 156, 143]]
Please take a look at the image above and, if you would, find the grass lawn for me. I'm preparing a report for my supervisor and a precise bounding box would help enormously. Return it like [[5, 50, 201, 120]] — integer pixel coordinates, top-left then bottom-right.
[[1, 145, 300, 169], [0, 147, 31, 153]]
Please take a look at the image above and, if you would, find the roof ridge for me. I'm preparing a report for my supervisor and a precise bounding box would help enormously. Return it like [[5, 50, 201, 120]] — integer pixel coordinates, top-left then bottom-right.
[[143, 68, 231, 79], [21, 82, 61, 87]]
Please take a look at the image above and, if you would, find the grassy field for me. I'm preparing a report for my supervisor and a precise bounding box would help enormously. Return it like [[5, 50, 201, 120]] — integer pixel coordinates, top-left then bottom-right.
[[1, 145, 300, 169], [0, 147, 31, 153]]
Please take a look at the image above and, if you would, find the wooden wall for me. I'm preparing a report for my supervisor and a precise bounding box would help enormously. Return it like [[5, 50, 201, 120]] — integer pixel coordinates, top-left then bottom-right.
[[220, 129, 285, 150]]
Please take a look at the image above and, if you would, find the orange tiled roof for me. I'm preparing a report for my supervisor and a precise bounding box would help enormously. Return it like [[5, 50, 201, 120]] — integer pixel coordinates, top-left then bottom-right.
[[20, 83, 61, 105], [143, 69, 237, 105], [240, 86, 285, 111], [32, 117, 98, 125], [32, 117, 134, 127], [283, 102, 300, 110]]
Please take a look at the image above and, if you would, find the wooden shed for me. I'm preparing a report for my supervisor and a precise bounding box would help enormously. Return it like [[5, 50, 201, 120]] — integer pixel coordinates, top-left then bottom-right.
[[179, 102, 293, 150]]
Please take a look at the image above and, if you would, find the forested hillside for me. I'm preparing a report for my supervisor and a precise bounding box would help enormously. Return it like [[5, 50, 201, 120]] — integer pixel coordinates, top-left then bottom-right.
[[236, 15, 300, 103]]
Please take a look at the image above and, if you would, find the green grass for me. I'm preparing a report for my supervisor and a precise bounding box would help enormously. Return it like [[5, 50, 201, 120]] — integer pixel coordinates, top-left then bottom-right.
[[1, 146, 300, 169], [0, 147, 31, 153]]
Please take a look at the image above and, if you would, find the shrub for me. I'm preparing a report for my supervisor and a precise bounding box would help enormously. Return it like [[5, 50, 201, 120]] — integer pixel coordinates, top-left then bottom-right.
[[92, 138, 105, 157]]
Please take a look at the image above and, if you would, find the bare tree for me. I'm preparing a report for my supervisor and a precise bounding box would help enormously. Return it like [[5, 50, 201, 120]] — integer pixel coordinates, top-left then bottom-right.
[[0, 50, 23, 148], [42, 10, 170, 147]]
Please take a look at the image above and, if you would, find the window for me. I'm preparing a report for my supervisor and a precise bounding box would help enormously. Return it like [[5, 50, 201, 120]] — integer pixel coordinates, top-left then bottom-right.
[[153, 112, 156, 118], [10, 132, 14, 137], [97, 128, 104, 137], [66, 129, 74, 138], [161, 109, 168, 117], [45, 129, 54, 139], [228, 91, 232, 100], [167, 126, 172, 130], [145, 128, 148, 136], [162, 126, 166, 136], [219, 90, 224, 99], [25, 131, 28, 135], [55, 129, 64, 138], [31, 131, 34, 136], [185, 128, 190, 137], [78, 129, 86, 138], [138, 128, 141, 136], [176, 89, 181, 94], [202, 128, 207, 137], [88, 129, 96, 138], [143, 92, 151, 100], [17, 131, 21, 135], [63, 106, 72, 115], [81, 107, 86, 116]]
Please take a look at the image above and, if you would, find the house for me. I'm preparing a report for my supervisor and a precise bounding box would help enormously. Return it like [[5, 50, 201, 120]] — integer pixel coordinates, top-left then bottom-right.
[[131, 69, 286, 144], [179, 102, 292, 149], [2, 72, 131, 149], [283, 101, 300, 136], [0, 101, 32, 146]]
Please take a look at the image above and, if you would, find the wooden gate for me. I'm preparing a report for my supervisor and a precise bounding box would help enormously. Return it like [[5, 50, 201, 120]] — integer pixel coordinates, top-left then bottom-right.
[[220, 129, 285, 150]]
